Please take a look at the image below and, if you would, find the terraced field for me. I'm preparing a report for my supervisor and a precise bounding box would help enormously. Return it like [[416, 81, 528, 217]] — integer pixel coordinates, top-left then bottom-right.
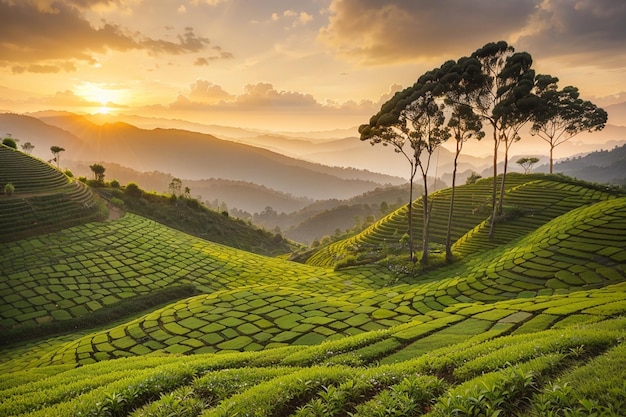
[[0, 146, 105, 242], [1, 148, 625, 416], [306, 174, 619, 267]]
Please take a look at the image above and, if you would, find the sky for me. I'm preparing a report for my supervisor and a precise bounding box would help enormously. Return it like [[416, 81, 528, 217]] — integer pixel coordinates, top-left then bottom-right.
[[1, 0, 625, 131]]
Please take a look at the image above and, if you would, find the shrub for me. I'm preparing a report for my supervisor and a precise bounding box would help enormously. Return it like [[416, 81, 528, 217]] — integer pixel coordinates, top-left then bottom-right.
[[110, 197, 125, 208], [64, 169, 74, 178], [4, 183, 15, 196], [110, 179, 120, 188], [2, 137, 17, 148], [125, 182, 143, 198]]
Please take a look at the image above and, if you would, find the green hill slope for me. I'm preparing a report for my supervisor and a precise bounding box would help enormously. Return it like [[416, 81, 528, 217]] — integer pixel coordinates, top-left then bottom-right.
[[305, 173, 620, 268], [1, 197, 623, 371], [0, 145, 105, 242], [1, 152, 625, 416]]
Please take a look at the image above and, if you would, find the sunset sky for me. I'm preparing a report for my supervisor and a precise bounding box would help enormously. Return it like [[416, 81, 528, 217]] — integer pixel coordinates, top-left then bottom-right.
[[1, 0, 625, 131]]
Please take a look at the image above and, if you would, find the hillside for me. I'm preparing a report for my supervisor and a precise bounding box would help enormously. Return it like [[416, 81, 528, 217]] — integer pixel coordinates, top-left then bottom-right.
[[0, 151, 625, 415], [0, 145, 105, 242], [97, 185, 296, 257], [67, 161, 314, 214], [304, 173, 623, 268], [23, 113, 405, 200]]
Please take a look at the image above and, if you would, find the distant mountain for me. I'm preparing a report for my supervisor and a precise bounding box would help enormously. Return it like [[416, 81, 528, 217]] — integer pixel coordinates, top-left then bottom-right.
[[605, 101, 626, 127], [66, 161, 313, 214], [7, 112, 405, 201], [535, 143, 626, 186], [0, 113, 93, 162], [228, 184, 412, 244]]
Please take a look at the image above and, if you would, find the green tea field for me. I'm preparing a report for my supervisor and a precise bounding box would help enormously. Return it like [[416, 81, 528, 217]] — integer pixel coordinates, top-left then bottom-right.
[[1, 145, 625, 416]]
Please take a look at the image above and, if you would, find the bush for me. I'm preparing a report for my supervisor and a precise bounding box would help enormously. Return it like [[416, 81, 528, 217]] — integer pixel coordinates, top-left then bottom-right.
[[64, 169, 74, 178], [110, 179, 120, 188], [125, 182, 143, 198], [4, 183, 15, 196], [2, 138, 17, 149], [110, 197, 125, 208]]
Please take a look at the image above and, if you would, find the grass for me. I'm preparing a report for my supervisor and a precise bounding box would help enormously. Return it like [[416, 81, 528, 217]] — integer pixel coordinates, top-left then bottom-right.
[[0, 149, 625, 415]]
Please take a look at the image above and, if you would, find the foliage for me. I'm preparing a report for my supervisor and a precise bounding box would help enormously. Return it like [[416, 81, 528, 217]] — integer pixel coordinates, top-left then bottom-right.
[[21, 141, 35, 154], [465, 172, 482, 185], [531, 75, 608, 173], [90, 164, 106, 182], [50, 145, 65, 169], [4, 182, 15, 196], [517, 157, 540, 174], [2, 137, 17, 149]]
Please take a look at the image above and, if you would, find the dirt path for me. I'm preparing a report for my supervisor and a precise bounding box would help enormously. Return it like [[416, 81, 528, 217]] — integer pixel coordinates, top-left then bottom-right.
[[107, 203, 124, 221]]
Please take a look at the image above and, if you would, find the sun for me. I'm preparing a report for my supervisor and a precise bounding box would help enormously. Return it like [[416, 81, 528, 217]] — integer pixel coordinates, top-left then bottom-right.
[[75, 82, 125, 112]]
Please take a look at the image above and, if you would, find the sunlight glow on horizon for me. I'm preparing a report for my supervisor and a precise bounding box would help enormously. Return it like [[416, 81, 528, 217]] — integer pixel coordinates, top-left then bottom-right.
[[75, 82, 127, 107]]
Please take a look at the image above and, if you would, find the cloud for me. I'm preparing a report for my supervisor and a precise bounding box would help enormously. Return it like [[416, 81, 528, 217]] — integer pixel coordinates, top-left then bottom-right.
[[177, 80, 234, 105], [271, 9, 315, 28], [515, 0, 626, 67], [234, 83, 319, 108], [319, 0, 539, 64], [0, 1, 227, 72], [319, 0, 626, 71], [170, 80, 402, 118]]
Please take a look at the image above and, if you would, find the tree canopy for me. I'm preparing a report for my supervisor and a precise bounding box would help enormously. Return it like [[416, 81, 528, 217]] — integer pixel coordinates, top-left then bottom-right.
[[531, 75, 607, 173], [89, 164, 106, 182]]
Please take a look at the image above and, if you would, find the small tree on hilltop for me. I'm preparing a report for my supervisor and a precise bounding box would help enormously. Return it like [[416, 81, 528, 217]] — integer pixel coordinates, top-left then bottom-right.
[[89, 164, 106, 182], [516, 157, 539, 174], [21, 141, 35, 154], [50, 146, 65, 169], [466, 171, 482, 185], [168, 178, 182, 196]]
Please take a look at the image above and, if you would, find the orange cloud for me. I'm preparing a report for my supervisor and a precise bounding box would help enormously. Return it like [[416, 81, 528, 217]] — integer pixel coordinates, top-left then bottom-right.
[[0, 1, 229, 72], [319, 0, 538, 64]]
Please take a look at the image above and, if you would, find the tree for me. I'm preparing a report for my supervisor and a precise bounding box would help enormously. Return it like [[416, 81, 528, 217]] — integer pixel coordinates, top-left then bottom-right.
[[516, 157, 539, 174], [168, 178, 182, 196], [492, 52, 538, 219], [125, 182, 143, 198], [89, 164, 106, 182], [466, 172, 482, 185], [460, 42, 537, 237], [531, 75, 607, 173], [402, 90, 451, 265], [183, 186, 191, 198], [50, 146, 65, 169], [444, 103, 484, 262], [21, 142, 35, 154], [360, 66, 451, 264]]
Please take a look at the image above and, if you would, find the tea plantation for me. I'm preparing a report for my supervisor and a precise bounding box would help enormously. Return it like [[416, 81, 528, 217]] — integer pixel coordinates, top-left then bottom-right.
[[1, 146, 625, 416]]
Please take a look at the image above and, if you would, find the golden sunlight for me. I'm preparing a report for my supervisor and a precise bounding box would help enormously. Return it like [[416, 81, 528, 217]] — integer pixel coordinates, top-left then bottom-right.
[[75, 82, 124, 107]]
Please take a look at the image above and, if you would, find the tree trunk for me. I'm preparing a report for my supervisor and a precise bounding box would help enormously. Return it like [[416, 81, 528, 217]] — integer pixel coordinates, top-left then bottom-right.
[[446, 141, 461, 262], [420, 172, 430, 266], [497, 141, 511, 214], [488, 129, 499, 238], [549, 144, 554, 174], [407, 164, 416, 263]]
